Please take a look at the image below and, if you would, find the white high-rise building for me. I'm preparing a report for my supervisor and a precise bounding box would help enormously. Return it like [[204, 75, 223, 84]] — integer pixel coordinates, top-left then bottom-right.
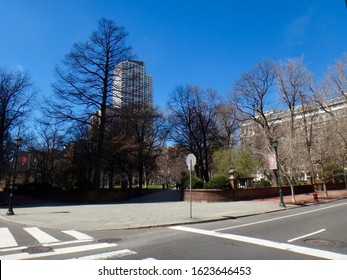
[[113, 59, 153, 108]]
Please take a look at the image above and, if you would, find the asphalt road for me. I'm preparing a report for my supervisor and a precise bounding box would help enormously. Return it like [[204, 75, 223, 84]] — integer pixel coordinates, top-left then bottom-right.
[[1, 199, 346, 260], [113, 199, 347, 260]]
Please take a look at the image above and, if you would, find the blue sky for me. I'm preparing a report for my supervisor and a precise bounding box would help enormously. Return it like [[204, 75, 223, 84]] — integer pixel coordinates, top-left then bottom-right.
[[1, 0, 347, 110]]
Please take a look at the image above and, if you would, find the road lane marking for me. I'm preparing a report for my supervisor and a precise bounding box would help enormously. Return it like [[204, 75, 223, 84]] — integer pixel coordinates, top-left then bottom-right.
[[62, 230, 93, 241], [24, 227, 59, 244], [41, 239, 93, 247], [288, 229, 326, 243], [0, 228, 18, 248], [170, 226, 347, 260], [71, 249, 136, 260], [0, 246, 27, 253], [0, 242, 118, 260], [215, 201, 347, 232]]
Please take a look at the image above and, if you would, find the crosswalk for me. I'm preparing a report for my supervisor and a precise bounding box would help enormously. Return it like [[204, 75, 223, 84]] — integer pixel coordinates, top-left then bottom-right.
[[0, 228, 18, 248], [0, 227, 146, 260]]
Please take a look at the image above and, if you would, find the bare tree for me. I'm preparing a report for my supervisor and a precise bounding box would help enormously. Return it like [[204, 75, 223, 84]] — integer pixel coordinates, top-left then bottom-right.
[[232, 57, 346, 192], [66, 124, 97, 189], [215, 102, 240, 147], [49, 18, 132, 188], [0, 66, 36, 179], [298, 84, 320, 190], [167, 85, 220, 182], [29, 120, 66, 185], [312, 119, 336, 197], [231, 60, 279, 185], [276, 57, 312, 202], [328, 53, 347, 101], [125, 105, 168, 191], [103, 104, 168, 191], [312, 56, 347, 194], [334, 116, 347, 176], [231, 60, 279, 141]]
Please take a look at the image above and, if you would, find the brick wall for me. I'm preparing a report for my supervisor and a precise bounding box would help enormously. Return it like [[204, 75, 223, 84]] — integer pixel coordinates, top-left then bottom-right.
[[182, 189, 234, 202], [183, 184, 317, 202]]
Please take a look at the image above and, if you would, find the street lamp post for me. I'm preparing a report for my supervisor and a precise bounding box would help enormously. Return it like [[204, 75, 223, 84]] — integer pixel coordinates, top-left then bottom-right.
[[6, 136, 22, 216], [271, 139, 286, 208]]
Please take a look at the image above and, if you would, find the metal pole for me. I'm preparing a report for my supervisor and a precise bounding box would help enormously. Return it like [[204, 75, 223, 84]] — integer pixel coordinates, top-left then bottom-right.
[[274, 145, 286, 208], [190, 159, 192, 219], [7, 143, 20, 215]]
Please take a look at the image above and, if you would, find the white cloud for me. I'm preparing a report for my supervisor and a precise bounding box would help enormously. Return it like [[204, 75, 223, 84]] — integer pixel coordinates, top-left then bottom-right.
[[11, 64, 25, 72], [284, 12, 312, 47]]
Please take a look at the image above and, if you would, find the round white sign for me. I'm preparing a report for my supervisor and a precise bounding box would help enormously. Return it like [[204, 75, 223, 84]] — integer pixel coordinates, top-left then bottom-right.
[[186, 153, 196, 170]]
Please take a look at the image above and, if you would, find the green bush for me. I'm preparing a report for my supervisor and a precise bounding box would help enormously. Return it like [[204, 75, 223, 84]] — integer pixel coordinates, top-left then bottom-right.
[[258, 179, 271, 187], [183, 176, 203, 189], [204, 175, 229, 189], [253, 179, 272, 187], [324, 163, 344, 182]]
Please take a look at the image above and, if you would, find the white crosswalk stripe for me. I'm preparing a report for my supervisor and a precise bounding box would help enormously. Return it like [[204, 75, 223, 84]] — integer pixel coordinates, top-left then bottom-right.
[[24, 227, 60, 244], [0, 228, 18, 248], [0, 227, 149, 260], [1, 227, 90, 252], [71, 249, 137, 260], [1, 242, 119, 260], [62, 230, 93, 240], [41, 239, 94, 247]]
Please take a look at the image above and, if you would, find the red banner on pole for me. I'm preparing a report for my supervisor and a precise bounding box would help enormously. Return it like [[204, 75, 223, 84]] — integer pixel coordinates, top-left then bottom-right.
[[17, 151, 31, 172], [268, 153, 277, 170]]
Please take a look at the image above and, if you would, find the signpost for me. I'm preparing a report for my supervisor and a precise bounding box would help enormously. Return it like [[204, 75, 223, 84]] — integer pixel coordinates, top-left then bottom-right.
[[186, 153, 196, 219]]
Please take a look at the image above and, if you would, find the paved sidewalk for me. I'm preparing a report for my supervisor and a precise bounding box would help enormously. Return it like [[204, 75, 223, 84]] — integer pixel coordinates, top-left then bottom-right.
[[0, 189, 346, 231], [254, 189, 347, 205]]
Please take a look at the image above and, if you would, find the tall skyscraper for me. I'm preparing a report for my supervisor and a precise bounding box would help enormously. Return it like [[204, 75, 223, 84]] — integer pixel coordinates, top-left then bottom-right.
[[113, 59, 153, 108]]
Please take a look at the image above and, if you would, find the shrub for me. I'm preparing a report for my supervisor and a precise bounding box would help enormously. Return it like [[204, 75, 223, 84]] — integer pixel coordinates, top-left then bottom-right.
[[324, 163, 344, 182], [258, 179, 271, 187], [183, 176, 203, 189], [204, 175, 229, 189]]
